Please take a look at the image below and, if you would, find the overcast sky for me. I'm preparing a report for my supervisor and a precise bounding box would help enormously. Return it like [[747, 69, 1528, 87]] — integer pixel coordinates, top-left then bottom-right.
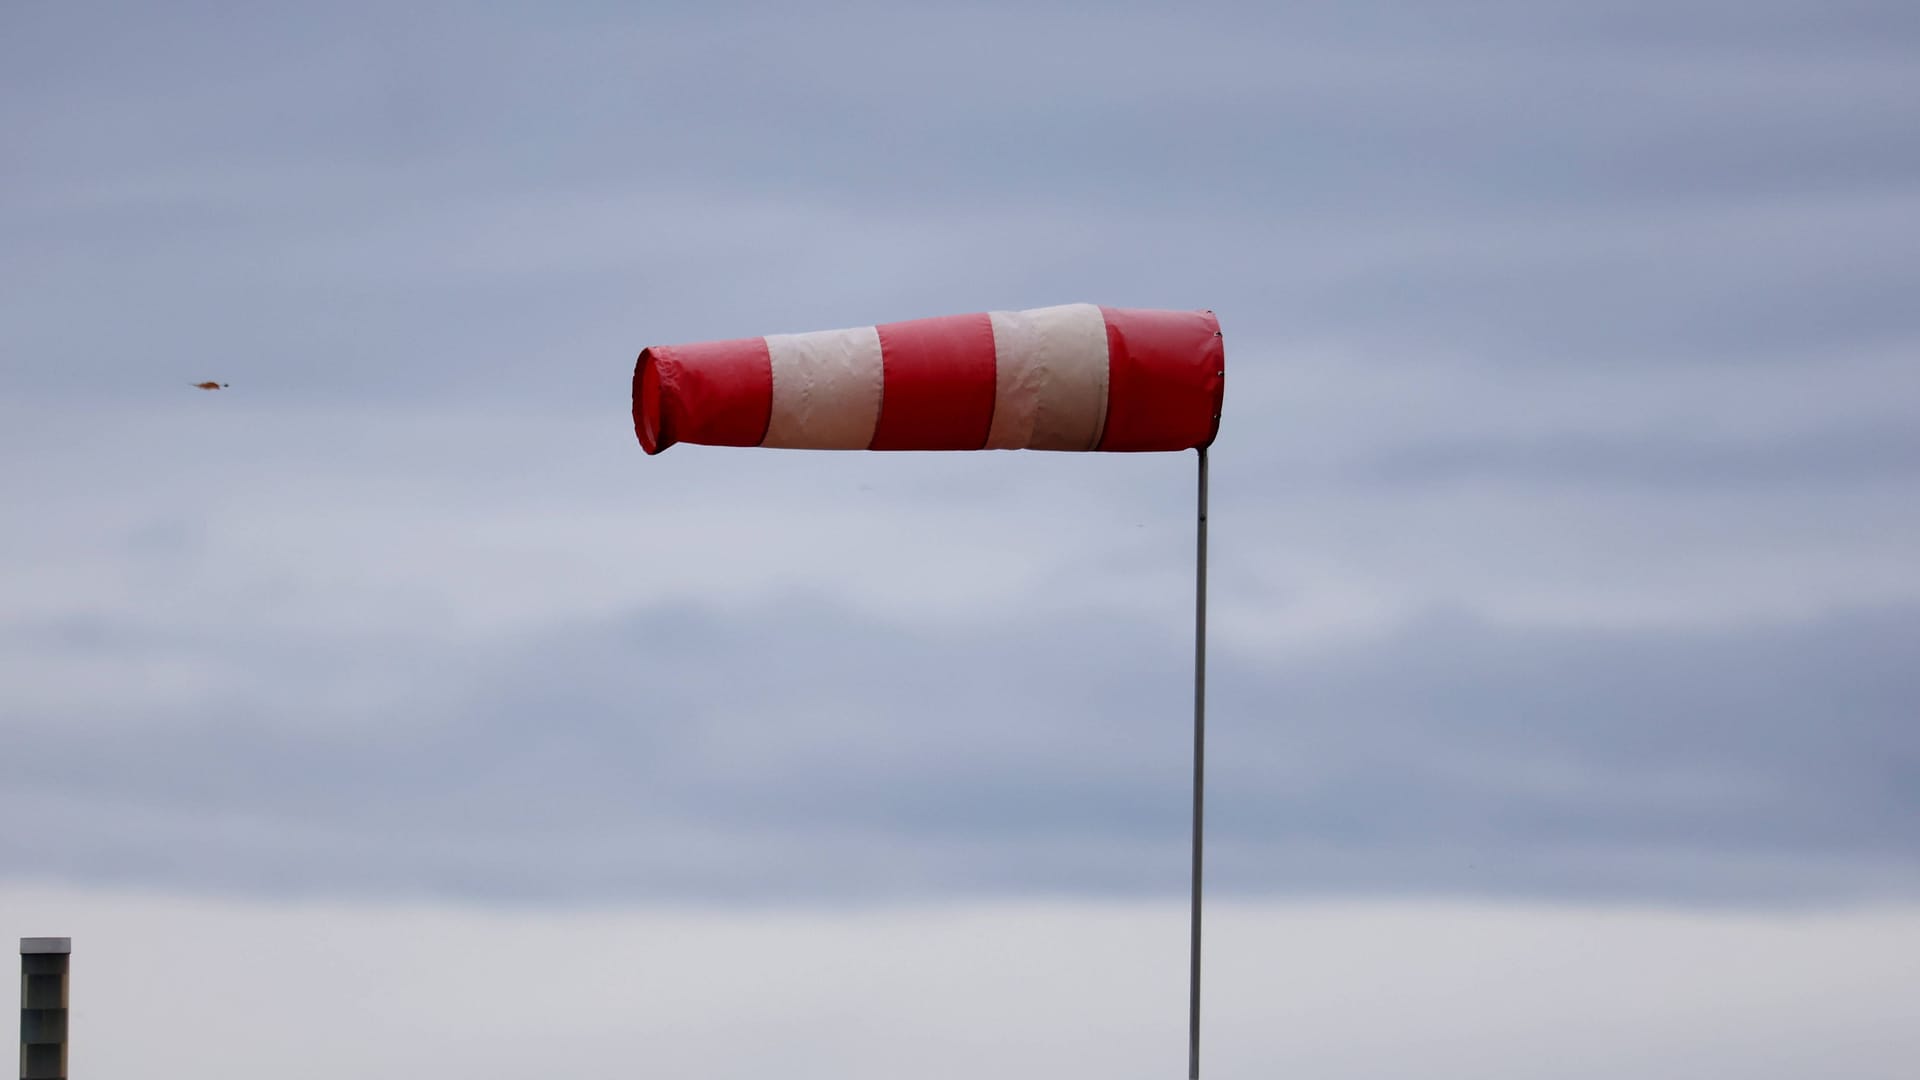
[[3, 2, 1917, 1075]]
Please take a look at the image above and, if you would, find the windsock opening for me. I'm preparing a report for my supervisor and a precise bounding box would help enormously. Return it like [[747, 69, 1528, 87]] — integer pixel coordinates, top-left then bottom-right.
[[633, 347, 670, 455]]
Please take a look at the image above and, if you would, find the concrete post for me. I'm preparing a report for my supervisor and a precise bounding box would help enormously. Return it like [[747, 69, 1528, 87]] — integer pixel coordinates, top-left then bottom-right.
[[19, 938, 68, 1080]]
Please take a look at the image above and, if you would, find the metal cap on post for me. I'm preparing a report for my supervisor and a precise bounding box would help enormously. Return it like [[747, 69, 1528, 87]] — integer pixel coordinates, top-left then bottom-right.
[[19, 938, 69, 1080]]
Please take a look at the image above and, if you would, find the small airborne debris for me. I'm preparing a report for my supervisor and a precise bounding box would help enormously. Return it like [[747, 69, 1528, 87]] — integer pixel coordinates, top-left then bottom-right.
[[193, 382, 229, 390]]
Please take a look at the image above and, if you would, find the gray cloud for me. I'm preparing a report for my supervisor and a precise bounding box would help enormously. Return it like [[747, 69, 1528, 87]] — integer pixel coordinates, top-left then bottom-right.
[[5, 0, 1917, 407], [1346, 422, 1920, 489], [4, 593, 1914, 905], [0, 0, 1914, 911]]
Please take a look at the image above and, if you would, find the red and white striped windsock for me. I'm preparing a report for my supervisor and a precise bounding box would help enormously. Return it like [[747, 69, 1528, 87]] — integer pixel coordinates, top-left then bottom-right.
[[632, 304, 1224, 454]]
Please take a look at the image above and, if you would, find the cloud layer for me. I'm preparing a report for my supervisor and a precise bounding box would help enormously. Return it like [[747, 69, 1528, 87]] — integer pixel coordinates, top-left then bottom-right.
[[5, 884, 1918, 1080], [2, 1, 1915, 909]]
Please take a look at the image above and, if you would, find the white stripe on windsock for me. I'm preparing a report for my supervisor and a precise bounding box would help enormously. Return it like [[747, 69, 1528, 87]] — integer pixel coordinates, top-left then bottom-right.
[[985, 303, 1110, 451], [762, 325, 886, 449]]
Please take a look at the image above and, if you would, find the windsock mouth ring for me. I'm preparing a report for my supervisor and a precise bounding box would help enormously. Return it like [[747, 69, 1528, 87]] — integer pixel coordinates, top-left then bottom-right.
[[633, 348, 673, 455]]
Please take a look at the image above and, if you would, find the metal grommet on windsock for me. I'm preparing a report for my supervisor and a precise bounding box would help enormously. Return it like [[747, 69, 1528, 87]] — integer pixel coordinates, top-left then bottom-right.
[[632, 304, 1224, 454]]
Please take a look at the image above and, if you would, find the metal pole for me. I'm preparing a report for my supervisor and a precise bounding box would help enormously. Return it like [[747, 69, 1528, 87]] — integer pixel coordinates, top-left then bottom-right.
[[1188, 447, 1209, 1079], [20, 938, 69, 1080]]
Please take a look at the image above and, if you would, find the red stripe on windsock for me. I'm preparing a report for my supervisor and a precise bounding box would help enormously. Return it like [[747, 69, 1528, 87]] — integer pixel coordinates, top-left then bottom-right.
[[869, 312, 999, 450], [1096, 307, 1224, 452], [634, 336, 773, 454]]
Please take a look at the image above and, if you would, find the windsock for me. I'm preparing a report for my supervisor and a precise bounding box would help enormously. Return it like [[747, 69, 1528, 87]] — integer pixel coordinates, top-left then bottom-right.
[[632, 304, 1223, 454]]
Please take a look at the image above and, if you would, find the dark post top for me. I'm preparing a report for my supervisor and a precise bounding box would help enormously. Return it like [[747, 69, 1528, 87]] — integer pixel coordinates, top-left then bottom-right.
[[18, 939, 70, 955]]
